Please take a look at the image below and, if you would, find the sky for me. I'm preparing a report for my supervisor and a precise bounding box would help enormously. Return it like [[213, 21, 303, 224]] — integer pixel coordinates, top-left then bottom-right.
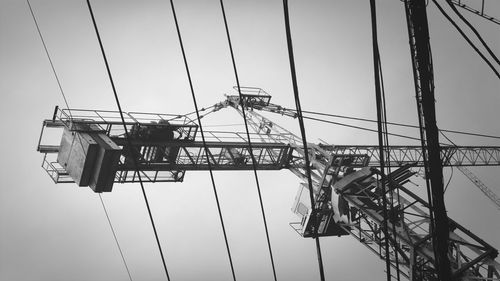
[[0, 0, 499, 280]]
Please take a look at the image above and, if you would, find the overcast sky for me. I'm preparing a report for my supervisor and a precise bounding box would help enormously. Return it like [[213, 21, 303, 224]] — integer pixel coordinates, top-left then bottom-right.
[[1, 0, 499, 280]]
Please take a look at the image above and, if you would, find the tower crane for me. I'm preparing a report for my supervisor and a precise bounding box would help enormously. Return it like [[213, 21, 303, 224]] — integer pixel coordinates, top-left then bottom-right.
[[450, 0, 500, 25], [37, 88, 500, 281], [457, 166, 500, 210], [27, 0, 498, 279]]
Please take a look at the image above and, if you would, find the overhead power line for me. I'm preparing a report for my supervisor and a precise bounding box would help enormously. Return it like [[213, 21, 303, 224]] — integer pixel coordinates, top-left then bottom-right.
[[303, 115, 422, 142], [219, 1, 278, 280], [283, 1, 326, 280], [203, 124, 244, 128], [450, 0, 500, 25], [28, 1, 133, 279], [256, 103, 500, 141], [86, 1, 170, 280], [168, 1, 237, 280], [369, 0, 397, 279], [26, 0, 71, 117], [432, 0, 500, 79], [299, 110, 500, 140], [99, 194, 133, 281], [255, 104, 500, 141], [444, 0, 500, 66]]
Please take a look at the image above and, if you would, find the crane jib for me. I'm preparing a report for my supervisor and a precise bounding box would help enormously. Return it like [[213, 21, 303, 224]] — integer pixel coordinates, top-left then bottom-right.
[[36, 100, 500, 280]]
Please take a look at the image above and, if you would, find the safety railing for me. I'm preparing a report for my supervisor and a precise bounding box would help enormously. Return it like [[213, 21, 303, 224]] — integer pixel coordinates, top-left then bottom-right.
[[41, 154, 74, 183]]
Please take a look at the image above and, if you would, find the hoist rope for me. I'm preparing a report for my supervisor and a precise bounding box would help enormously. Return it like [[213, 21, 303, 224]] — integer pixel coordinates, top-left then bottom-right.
[[86, 1, 170, 280], [168, 1, 237, 280], [219, 1, 278, 280], [282, 1, 326, 280]]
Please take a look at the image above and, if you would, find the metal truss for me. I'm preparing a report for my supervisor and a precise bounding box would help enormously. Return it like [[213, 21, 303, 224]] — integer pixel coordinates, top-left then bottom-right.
[[451, 0, 500, 25], [337, 166, 500, 281], [223, 96, 500, 168], [457, 166, 500, 210], [321, 145, 500, 167], [113, 140, 291, 171], [38, 107, 291, 185], [223, 97, 500, 279], [37, 99, 500, 279], [48, 106, 199, 140], [38, 105, 500, 187]]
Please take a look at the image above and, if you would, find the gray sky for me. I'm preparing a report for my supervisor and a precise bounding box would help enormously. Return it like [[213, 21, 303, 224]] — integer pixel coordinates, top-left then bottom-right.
[[1, 0, 499, 280]]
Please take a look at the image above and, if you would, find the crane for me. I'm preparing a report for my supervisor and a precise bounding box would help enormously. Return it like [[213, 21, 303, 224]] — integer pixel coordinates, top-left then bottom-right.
[[451, 0, 500, 25], [37, 88, 500, 281], [457, 166, 500, 210], [26, 0, 498, 278]]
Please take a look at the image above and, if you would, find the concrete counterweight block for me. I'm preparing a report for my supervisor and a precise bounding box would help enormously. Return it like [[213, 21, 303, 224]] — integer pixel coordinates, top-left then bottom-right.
[[57, 127, 121, 193]]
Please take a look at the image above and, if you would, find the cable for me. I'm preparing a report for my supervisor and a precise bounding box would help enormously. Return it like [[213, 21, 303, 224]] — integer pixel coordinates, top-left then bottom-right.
[[369, 0, 393, 279], [379, 56, 402, 280], [379, 29, 403, 281], [28, 2, 134, 278], [282, 1, 326, 280], [449, 0, 500, 25], [303, 115, 422, 142], [178, 105, 217, 119], [444, 0, 500, 66], [86, 1, 170, 280], [99, 194, 133, 281], [219, 1, 278, 280], [258, 102, 500, 141], [444, 166, 454, 193], [26, 0, 72, 118], [432, 0, 500, 79], [440, 130, 456, 145], [441, 131, 500, 209], [203, 124, 244, 128], [302, 109, 415, 127], [168, 1, 236, 280], [297, 110, 500, 141]]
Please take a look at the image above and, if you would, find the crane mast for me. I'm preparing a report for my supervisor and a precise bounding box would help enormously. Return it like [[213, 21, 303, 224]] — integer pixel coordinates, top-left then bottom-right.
[[37, 91, 500, 280], [404, 0, 451, 278]]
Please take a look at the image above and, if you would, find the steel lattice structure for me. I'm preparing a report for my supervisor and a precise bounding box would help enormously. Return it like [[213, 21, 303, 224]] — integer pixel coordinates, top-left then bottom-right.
[[37, 91, 500, 280]]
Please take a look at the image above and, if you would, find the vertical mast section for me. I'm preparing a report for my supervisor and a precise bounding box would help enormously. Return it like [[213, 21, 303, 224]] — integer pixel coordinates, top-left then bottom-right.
[[404, 0, 451, 280]]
